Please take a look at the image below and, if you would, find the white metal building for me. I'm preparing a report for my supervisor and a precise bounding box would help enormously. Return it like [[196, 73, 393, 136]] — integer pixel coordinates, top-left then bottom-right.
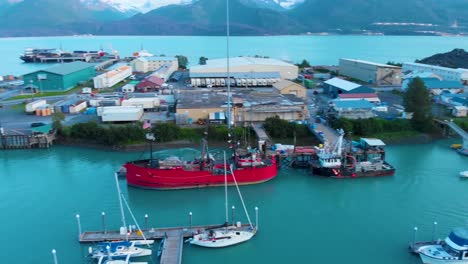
[[131, 56, 178, 73], [150, 63, 177, 81], [190, 57, 298, 80], [93, 65, 132, 89], [403, 62, 468, 84], [339, 59, 402, 86]]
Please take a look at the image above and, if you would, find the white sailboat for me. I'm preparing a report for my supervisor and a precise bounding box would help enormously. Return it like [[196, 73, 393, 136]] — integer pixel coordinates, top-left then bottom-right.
[[97, 253, 148, 264], [190, 0, 257, 248], [90, 173, 153, 259], [190, 152, 257, 248], [460, 171, 468, 178]]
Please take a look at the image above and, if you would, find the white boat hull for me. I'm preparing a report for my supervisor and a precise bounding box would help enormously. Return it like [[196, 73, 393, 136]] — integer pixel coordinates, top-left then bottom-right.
[[460, 171, 468, 178], [190, 229, 255, 248], [93, 246, 152, 259], [419, 253, 467, 264], [418, 245, 466, 264]]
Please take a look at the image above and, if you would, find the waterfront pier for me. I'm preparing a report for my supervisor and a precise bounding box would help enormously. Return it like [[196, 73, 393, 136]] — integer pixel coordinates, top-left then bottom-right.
[[79, 224, 252, 264], [0, 132, 55, 149]]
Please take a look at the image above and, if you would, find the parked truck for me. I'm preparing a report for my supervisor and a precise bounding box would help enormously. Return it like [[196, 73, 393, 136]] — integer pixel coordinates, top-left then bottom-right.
[[98, 106, 144, 122], [25, 100, 46, 113], [121, 97, 160, 109]]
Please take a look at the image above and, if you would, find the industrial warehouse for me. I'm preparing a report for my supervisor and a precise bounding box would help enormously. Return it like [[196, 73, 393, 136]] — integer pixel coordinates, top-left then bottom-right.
[[23, 61, 95, 91], [189, 57, 298, 87], [339, 58, 402, 86], [175, 87, 307, 125]]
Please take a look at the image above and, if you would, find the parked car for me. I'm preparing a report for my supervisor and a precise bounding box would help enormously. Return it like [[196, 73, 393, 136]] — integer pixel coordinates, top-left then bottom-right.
[[30, 122, 46, 128]]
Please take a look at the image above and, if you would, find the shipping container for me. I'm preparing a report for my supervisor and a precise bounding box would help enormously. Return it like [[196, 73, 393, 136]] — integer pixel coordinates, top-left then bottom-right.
[[25, 100, 46, 113], [304, 79, 315, 89], [99, 106, 144, 122], [69, 101, 87, 114], [121, 97, 160, 109]]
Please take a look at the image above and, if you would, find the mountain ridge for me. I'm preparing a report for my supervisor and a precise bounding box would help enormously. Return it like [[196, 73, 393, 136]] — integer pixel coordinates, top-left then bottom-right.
[[0, 0, 465, 37]]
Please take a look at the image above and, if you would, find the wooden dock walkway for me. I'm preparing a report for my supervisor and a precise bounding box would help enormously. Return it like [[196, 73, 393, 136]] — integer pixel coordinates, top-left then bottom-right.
[[79, 224, 252, 264], [160, 232, 184, 264]]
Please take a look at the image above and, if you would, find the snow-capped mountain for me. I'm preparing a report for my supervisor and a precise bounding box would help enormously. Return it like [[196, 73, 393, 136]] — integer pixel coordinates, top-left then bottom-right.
[[97, 0, 193, 14], [89, 0, 304, 14], [274, 0, 304, 9]]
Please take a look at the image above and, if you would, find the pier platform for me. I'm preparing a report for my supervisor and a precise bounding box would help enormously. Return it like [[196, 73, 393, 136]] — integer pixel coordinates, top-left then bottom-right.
[[80, 224, 252, 264]]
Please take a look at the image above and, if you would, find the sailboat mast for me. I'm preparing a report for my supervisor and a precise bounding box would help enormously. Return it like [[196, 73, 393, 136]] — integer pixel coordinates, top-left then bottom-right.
[[114, 173, 128, 241], [226, 0, 231, 129], [224, 151, 229, 227]]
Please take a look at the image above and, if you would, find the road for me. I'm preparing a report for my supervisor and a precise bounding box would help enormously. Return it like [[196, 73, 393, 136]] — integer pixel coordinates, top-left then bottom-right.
[[0, 87, 22, 101]]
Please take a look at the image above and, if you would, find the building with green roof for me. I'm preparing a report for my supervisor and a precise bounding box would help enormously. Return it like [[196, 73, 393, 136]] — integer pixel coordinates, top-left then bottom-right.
[[23, 61, 95, 92]]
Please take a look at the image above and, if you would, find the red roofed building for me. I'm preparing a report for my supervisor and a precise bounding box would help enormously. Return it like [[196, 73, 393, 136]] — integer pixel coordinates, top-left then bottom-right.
[[136, 76, 165, 92], [338, 93, 380, 103]]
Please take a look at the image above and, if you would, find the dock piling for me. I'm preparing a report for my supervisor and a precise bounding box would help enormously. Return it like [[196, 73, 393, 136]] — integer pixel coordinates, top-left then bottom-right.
[[76, 214, 81, 239], [145, 214, 149, 230], [106, 246, 112, 260], [189, 212, 193, 229], [52, 249, 58, 264], [102, 212, 106, 234], [231, 206, 235, 226], [413, 227, 418, 247], [255, 207, 259, 230], [432, 222, 438, 242]]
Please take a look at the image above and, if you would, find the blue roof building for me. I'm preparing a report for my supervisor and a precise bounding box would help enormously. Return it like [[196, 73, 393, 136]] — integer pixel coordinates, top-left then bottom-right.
[[331, 99, 375, 119], [333, 99, 374, 109], [402, 77, 464, 95]]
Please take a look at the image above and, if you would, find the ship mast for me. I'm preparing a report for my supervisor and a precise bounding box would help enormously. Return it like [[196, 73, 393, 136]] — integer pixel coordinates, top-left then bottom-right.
[[226, 0, 231, 130]]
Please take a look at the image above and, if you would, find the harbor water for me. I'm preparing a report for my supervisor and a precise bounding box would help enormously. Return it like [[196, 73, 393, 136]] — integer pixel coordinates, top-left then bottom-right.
[[1, 139, 467, 263], [0, 35, 467, 76]]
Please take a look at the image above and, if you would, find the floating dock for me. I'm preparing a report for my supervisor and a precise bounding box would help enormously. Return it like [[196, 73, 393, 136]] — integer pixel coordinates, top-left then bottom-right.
[[79, 224, 252, 264]]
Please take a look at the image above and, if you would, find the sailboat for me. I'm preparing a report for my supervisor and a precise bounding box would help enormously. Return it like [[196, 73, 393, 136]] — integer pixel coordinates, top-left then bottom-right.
[[97, 254, 148, 264], [90, 173, 153, 259], [190, 152, 257, 248]]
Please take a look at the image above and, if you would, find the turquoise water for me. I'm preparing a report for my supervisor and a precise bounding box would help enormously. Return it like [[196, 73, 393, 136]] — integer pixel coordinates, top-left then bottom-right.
[[1, 140, 467, 263], [0, 35, 467, 76]]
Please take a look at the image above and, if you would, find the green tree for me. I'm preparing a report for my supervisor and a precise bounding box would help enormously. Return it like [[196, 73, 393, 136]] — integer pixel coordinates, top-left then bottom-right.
[[51, 112, 65, 133], [403, 77, 432, 132], [175, 55, 189, 69], [296, 59, 311, 68], [151, 123, 180, 142], [199, 56, 208, 65], [386, 61, 402, 67]]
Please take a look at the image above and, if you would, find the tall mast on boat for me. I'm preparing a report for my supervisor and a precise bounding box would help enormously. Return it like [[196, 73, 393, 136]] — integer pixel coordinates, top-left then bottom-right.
[[224, 151, 229, 232], [114, 172, 128, 241], [226, 0, 231, 130]]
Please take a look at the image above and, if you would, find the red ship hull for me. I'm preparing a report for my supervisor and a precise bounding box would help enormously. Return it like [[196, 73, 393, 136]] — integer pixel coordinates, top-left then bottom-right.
[[124, 160, 278, 190]]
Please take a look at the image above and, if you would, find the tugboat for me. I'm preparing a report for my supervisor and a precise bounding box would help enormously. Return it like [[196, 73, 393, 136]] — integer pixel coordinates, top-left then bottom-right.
[[416, 227, 468, 264], [123, 135, 277, 190], [310, 129, 395, 177]]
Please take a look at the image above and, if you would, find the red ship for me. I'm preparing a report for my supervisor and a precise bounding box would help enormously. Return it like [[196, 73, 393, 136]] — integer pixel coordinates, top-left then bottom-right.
[[123, 139, 277, 190]]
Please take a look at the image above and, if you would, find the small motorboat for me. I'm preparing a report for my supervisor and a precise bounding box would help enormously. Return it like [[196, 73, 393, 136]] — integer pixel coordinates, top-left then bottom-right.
[[90, 241, 152, 259], [460, 171, 468, 178], [417, 227, 468, 264]]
